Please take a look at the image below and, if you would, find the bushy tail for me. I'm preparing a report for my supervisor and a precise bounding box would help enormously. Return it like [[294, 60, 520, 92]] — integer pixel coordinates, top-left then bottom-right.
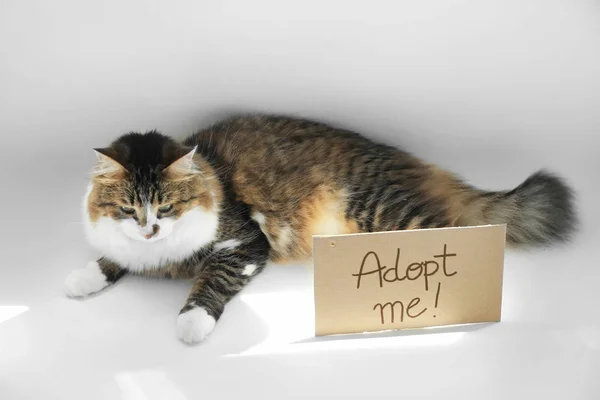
[[457, 171, 577, 246]]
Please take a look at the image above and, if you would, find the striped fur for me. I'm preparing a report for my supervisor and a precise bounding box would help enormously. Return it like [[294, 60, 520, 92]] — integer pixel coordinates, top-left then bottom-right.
[[71, 114, 577, 343]]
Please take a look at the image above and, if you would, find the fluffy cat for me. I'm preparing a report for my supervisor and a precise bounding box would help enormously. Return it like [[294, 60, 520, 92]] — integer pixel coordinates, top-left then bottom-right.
[[64, 114, 576, 344]]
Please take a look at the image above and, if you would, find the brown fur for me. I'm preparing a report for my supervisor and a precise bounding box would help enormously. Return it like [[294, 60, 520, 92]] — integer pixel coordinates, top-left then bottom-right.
[[88, 115, 576, 263], [185, 115, 575, 255]]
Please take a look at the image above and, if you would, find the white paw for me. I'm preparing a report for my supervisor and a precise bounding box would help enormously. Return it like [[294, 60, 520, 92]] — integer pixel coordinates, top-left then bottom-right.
[[64, 261, 109, 297], [176, 307, 216, 344]]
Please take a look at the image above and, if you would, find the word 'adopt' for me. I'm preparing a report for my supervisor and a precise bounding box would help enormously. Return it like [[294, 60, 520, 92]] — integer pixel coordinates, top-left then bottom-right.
[[352, 244, 458, 325]]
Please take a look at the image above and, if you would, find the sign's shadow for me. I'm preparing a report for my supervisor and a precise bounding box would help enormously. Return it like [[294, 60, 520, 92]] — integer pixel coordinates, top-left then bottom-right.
[[292, 322, 494, 345]]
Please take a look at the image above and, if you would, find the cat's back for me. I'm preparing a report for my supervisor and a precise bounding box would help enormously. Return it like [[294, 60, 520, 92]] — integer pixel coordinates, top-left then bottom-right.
[[185, 114, 399, 169], [184, 114, 420, 262]]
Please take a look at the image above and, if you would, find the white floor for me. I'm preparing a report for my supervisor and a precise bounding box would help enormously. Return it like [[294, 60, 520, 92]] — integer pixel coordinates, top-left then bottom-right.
[[1, 148, 599, 400]]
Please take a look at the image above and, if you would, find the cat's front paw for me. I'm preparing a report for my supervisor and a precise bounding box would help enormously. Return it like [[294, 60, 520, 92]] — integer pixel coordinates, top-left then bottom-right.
[[176, 306, 216, 344], [64, 261, 109, 297]]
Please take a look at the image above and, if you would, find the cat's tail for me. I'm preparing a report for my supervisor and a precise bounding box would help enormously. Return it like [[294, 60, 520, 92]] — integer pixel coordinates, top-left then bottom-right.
[[449, 170, 577, 246]]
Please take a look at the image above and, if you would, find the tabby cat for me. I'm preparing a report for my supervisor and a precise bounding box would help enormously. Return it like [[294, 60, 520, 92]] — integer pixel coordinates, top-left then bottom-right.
[[64, 115, 576, 344]]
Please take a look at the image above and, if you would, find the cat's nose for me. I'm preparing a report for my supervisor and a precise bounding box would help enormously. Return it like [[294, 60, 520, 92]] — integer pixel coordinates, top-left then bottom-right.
[[144, 224, 160, 239]]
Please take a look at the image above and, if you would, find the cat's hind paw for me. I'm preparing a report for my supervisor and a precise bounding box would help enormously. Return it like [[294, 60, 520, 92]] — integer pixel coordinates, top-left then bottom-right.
[[176, 306, 216, 344], [64, 261, 109, 297]]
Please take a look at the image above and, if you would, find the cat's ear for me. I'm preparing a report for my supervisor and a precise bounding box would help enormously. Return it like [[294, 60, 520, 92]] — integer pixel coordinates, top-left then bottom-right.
[[163, 146, 199, 180], [92, 148, 127, 179]]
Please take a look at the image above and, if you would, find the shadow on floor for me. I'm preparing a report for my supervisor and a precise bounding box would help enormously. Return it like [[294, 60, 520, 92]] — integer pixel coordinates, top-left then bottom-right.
[[292, 322, 494, 345]]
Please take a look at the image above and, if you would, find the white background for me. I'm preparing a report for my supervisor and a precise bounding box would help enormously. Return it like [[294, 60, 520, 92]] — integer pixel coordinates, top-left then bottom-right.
[[1, 0, 599, 399]]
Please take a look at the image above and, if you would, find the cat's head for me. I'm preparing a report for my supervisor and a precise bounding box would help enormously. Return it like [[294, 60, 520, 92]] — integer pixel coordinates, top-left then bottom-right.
[[84, 132, 220, 247]]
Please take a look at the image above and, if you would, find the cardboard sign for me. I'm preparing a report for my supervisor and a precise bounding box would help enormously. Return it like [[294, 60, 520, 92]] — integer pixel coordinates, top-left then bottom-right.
[[313, 225, 506, 336]]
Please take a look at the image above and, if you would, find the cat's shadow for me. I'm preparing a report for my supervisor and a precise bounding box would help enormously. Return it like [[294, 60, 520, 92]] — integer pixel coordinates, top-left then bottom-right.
[[208, 296, 270, 354], [70, 262, 310, 355], [121, 275, 271, 354]]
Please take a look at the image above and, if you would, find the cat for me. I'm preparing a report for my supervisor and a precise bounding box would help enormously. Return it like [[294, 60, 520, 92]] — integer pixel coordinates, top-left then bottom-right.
[[64, 114, 576, 344]]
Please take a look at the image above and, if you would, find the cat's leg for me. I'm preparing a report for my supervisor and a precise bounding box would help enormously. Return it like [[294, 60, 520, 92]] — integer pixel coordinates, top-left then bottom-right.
[[176, 239, 269, 344], [64, 257, 126, 297]]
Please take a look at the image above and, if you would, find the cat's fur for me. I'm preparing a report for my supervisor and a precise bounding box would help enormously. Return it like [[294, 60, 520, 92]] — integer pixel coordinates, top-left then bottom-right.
[[65, 114, 576, 344]]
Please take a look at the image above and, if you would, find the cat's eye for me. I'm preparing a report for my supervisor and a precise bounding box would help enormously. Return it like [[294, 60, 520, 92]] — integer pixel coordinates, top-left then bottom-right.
[[158, 204, 173, 213], [120, 206, 136, 215]]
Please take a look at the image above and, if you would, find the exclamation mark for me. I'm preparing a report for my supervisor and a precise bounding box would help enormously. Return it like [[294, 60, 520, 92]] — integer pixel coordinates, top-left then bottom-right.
[[433, 282, 441, 318]]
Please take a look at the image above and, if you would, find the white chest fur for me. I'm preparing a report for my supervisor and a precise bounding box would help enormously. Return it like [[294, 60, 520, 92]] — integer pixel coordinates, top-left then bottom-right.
[[82, 185, 219, 271]]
